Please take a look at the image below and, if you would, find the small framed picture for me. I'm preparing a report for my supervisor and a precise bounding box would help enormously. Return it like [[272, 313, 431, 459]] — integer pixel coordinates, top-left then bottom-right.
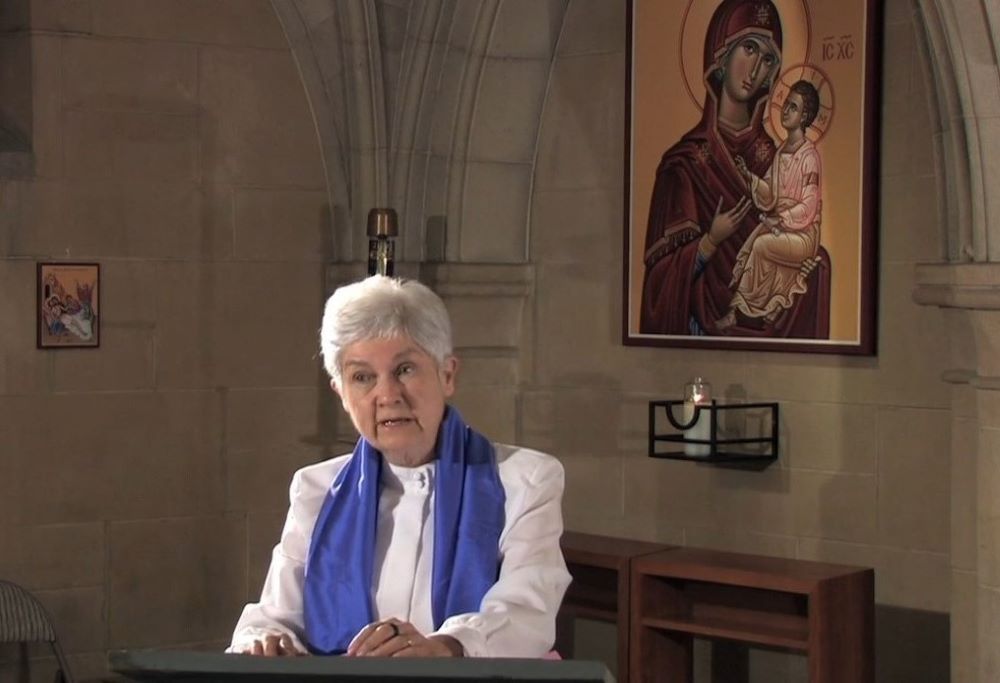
[[37, 262, 100, 349]]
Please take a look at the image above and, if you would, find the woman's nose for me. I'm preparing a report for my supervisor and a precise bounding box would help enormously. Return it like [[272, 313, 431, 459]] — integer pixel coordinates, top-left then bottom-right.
[[375, 375, 404, 404], [749, 55, 762, 80]]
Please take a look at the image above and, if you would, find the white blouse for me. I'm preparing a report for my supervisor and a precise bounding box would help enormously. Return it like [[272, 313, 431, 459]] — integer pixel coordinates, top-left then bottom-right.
[[228, 443, 571, 658]]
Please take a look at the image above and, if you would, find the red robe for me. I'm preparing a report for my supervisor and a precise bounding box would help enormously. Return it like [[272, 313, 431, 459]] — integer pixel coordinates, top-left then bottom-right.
[[639, 0, 829, 339]]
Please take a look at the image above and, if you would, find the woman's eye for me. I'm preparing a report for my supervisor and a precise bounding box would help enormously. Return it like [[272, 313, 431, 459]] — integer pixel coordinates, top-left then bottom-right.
[[352, 372, 373, 383], [396, 363, 415, 377]]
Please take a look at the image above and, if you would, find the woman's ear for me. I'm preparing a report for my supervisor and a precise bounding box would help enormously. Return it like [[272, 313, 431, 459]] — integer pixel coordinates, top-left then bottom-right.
[[440, 356, 459, 397]]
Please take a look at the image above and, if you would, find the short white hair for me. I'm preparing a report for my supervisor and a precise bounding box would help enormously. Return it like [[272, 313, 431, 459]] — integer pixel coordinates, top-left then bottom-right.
[[320, 275, 453, 387]]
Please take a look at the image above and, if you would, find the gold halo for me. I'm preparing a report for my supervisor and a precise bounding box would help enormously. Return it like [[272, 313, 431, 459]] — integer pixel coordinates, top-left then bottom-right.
[[680, 0, 812, 111], [766, 63, 835, 144]]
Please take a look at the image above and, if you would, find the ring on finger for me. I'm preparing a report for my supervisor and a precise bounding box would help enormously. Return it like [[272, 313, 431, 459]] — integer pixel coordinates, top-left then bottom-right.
[[387, 622, 400, 638]]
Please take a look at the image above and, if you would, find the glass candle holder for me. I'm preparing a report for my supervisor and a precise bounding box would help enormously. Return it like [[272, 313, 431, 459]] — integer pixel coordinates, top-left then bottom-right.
[[682, 377, 712, 456]]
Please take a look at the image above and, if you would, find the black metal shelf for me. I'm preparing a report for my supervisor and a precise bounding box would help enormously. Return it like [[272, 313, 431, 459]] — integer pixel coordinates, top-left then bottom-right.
[[648, 400, 779, 466]]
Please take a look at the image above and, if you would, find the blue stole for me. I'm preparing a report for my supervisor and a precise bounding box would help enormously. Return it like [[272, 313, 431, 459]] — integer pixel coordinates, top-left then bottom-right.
[[302, 407, 505, 655]]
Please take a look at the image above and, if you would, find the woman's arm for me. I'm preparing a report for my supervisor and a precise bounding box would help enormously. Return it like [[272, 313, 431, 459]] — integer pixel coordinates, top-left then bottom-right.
[[228, 460, 343, 655], [430, 449, 572, 657]]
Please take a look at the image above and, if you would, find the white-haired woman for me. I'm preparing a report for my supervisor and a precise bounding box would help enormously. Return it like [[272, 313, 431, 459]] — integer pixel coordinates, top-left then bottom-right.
[[229, 275, 571, 659]]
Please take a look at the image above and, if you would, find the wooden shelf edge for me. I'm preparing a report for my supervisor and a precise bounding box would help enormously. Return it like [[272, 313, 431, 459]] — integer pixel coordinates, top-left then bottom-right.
[[641, 616, 809, 652], [560, 603, 618, 623]]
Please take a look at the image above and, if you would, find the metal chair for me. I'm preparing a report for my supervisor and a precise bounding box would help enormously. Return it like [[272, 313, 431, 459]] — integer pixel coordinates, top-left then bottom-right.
[[0, 579, 75, 683]]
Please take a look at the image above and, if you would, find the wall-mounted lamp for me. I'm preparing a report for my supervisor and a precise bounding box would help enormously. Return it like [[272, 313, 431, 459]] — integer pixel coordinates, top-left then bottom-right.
[[367, 208, 398, 276]]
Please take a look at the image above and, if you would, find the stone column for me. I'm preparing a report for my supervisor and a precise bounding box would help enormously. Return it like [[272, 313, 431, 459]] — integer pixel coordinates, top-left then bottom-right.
[[915, 262, 1000, 683]]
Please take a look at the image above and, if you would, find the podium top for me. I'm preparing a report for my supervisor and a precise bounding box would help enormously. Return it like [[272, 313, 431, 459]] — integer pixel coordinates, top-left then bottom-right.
[[110, 649, 615, 683]]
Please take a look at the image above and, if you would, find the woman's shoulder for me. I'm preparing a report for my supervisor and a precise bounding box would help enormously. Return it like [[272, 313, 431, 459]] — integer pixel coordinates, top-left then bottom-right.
[[289, 452, 354, 500], [492, 443, 564, 486]]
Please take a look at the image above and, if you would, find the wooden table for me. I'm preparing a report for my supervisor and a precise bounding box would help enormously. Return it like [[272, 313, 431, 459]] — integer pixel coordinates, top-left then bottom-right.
[[629, 547, 874, 683], [557, 532, 673, 682]]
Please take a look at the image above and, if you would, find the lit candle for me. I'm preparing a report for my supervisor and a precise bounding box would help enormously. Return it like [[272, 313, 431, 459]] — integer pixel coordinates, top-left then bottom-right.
[[683, 378, 712, 456]]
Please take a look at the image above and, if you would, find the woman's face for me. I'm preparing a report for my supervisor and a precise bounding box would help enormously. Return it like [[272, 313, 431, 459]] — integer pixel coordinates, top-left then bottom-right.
[[334, 334, 457, 466], [722, 35, 779, 104]]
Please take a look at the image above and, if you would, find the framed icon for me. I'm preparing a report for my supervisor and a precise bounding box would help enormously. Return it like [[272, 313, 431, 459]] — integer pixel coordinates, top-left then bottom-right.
[[37, 262, 100, 349], [624, 0, 880, 354]]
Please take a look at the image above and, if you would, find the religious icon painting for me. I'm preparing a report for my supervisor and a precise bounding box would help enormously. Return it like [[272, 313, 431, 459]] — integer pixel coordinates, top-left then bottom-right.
[[623, 0, 880, 355], [37, 262, 100, 348]]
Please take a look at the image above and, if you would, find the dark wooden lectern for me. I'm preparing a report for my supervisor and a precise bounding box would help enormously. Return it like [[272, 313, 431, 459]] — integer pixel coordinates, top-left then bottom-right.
[[110, 649, 615, 683]]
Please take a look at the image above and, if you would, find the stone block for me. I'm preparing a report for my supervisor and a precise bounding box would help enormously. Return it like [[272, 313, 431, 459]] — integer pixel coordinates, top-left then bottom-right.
[[247, 509, 287, 601], [51, 326, 154, 392], [877, 407, 949, 552], [779, 400, 877, 473], [447, 294, 525, 349], [469, 57, 549, 163], [557, 0, 625, 57], [98, 261, 161, 326], [454, 353, 519, 388], [980, 428, 1000, 520], [797, 538, 949, 612], [108, 516, 246, 648], [92, 0, 286, 48], [226, 386, 329, 452], [227, 446, 322, 514], [561, 454, 623, 517], [64, 109, 199, 182], [490, 0, 564, 59], [951, 569, 978, 681], [234, 188, 331, 260], [154, 262, 325, 389], [8, 391, 224, 524], [0, 261, 47, 394], [451, 383, 516, 443], [951, 418, 977, 570], [684, 527, 797, 558], [30, 34, 62, 178], [428, 49, 468, 157], [0, 523, 104, 589], [0, 34, 32, 145], [749, 263, 948, 409], [982, 118, 1000, 262], [531, 263, 619, 385], [199, 47, 324, 187], [6, 179, 63, 257], [880, 174, 943, 262], [535, 52, 625, 192], [531, 188, 622, 265], [62, 37, 198, 113], [34, 587, 105, 653], [622, 457, 717, 527], [26, 0, 94, 32], [459, 161, 531, 262], [788, 469, 878, 543], [548, 386, 625, 457]]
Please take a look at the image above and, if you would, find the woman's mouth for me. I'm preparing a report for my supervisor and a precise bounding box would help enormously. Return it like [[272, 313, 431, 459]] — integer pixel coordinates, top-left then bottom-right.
[[378, 417, 414, 428]]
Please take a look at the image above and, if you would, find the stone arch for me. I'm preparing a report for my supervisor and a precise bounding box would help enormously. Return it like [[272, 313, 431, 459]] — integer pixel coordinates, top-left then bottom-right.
[[271, 0, 566, 265], [914, 0, 1000, 261]]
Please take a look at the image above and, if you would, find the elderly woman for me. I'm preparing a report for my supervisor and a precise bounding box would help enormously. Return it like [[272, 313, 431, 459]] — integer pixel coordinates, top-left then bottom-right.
[[229, 275, 571, 658]]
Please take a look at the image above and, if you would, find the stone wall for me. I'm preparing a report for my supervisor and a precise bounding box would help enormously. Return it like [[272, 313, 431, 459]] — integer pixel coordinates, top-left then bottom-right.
[[0, 1, 334, 680]]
